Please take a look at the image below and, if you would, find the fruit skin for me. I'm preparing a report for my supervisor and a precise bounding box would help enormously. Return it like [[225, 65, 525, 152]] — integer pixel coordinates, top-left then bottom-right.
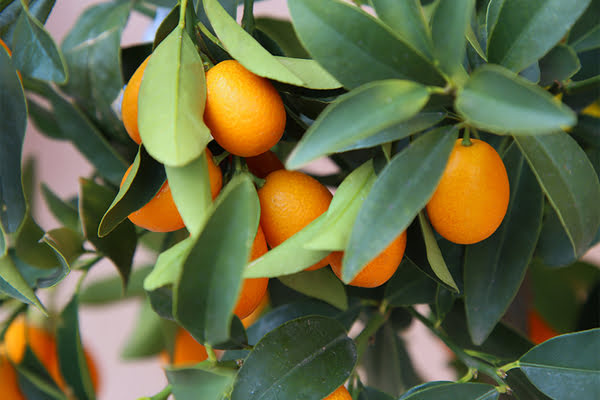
[[0, 38, 12, 56], [121, 56, 150, 144], [122, 148, 222, 232], [528, 309, 559, 345], [162, 329, 208, 366], [0, 351, 26, 400], [258, 170, 332, 270], [204, 60, 286, 157], [245, 150, 285, 179], [426, 138, 509, 245], [234, 225, 269, 319], [330, 231, 407, 288], [241, 292, 270, 328], [323, 386, 352, 400]]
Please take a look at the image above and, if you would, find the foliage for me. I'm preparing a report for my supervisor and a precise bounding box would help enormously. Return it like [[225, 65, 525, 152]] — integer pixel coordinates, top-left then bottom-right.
[[1, 0, 599, 399]]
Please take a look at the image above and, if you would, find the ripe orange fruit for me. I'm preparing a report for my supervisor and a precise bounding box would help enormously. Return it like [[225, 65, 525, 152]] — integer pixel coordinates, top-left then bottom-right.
[[161, 329, 208, 366], [0, 351, 25, 400], [258, 170, 333, 271], [426, 138, 509, 244], [324, 386, 352, 400], [204, 60, 286, 157], [234, 225, 269, 319], [122, 148, 222, 232], [528, 309, 559, 345], [1, 38, 12, 56], [330, 231, 407, 288], [245, 150, 285, 179], [121, 56, 150, 144], [241, 292, 270, 328]]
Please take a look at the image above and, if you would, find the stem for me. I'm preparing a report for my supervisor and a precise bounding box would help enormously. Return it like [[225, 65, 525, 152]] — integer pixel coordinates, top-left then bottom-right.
[[142, 384, 172, 400], [178, 0, 189, 28], [214, 151, 230, 166], [458, 367, 477, 383], [206, 344, 218, 363], [497, 360, 521, 378], [354, 309, 389, 363], [462, 127, 472, 146]]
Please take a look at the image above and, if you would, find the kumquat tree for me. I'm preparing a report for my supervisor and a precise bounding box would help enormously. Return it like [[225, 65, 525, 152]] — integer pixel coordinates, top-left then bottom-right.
[[1, 0, 599, 399]]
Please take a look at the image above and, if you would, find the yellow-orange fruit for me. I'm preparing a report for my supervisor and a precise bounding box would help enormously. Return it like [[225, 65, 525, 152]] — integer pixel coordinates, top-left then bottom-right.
[[426, 139, 509, 244], [234, 225, 269, 319], [245, 150, 285, 179], [121, 56, 150, 144], [330, 232, 407, 288], [528, 309, 559, 345], [241, 292, 270, 328], [324, 386, 352, 400], [204, 60, 286, 157], [162, 329, 208, 366], [0, 351, 25, 400]]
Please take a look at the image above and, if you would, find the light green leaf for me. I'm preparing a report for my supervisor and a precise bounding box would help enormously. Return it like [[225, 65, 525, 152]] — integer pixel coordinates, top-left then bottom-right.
[[273, 56, 342, 89], [0, 254, 46, 312], [418, 213, 459, 292], [278, 268, 348, 310], [167, 363, 236, 400]]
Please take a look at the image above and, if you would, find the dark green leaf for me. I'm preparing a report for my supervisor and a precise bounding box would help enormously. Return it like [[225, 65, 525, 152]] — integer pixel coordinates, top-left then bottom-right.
[[286, 80, 429, 169], [456, 65, 577, 135], [358, 386, 395, 400], [538, 45, 581, 86], [384, 257, 438, 307], [514, 131, 600, 257], [0, 44, 27, 234], [519, 329, 600, 399], [16, 346, 66, 400], [344, 126, 458, 283], [41, 184, 80, 232], [519, 61, 541, 84], [167, 363, 236, 400], [278, 268, 348, 310], [99, 146, 165, 237], [568, 0, 600, 51], [56, 295, 95, 400], [138, 27, 211, 167], [370, 0, 434, 60], [535, 204, 577, 267], [153, 4, 179, 49], [174, 175, 259, 345], [430, 0, 474, 81], [27, 97, 63, 139], [288, 0, 445, 89], [0, 253, 46, 311], [399, 382, 499, 399], [80, 265, 152, 305], [487, 0, 591, 73], [231, 316, 356, 400], [12, 2, 66, 82], [121, 298, 167, 359], [15, 213, 59, 269], [254, 17, 310, 58], [505, 369, 553, 400], [80, 179, 136, 285], [464, 144, 544, 345]]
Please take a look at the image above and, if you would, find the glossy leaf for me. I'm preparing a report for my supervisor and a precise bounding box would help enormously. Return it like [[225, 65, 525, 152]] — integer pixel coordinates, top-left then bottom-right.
[[174, 175, 259, 345], [369, 0, 433, 59], [99, 146, 166, 237], [80, 179, 136, 286], [535, 204, 578, 267], [165, 151, 212, 237], [0, 46, 27, 234], [384, 257, 438, 307], [278, 268, 348, 310], [305, 161, 376, 251], [487, 0, 591, 73], [56, 295, 95, 400], [286, 80, 429, 169], [139, 27, 210, 167], [0, 253, 46, 311], [456, 65, 576, 135], [344, 126, 458, 283], [538, 44, 581, 86], [80, 265, 152, 305], [430, 0, 474, 80], [167, 363, 236, 400], [288, 0, 445, 89], [231, 316, 356, 400], [399, 382, 499, 399], [272, 56, 342, 89], [12, 2, 66, 82], [418, 212, 458, 292], [464, 145, 544, 345], [519, 329, 600, 399], [514, 131, 600, 257]]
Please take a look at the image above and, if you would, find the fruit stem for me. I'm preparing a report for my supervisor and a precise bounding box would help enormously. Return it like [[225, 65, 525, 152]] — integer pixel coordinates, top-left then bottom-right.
[[140, 384, 172, 400], [206, 344, 218, 363], [354, 308, 390, 364], [461, 127, 472, 146], [178, 0, 188, 28]]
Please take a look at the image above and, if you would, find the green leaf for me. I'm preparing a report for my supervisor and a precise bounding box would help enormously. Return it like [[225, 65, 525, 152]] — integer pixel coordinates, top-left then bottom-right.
[[41, 184, 79, 232], [358, 386, 395, 400], [174, 175, 259, 345], [344, 126, 458, 283], [278, 268, 348, 310], [430, 0, 474, 80], [144, 237, 193, 292], [464, 144, 544, 345], [121, 298, 167, 359], [231, 316, 356, 400], [384, 257, 438, 307], [15, 213, 59, 269], [167, 363, 236, 400], [418, 212, 458, 292], [254, 17, 310, 58], [15, 346, 66, 400], [139, 27, 211, 167], [535, 204, 578, 267], [456, 65, 577, 135], [244, 216, 330, 278], [165, 151, 212, 237], [286, 80, 430, 169], [99, 146, 166, 237], [369, 0, 434, 60], [272, 56, 342, 89], [519, 329, 600, 399], [0, 253, 46, 311], [153, 4, 179, 49], [80, 179, 136, 286], [538, 45, 581, 86], [80, 265, 152, 305], [571, 25, 600, 53], [0, 45, 27, 234], [487, 0, 591, 73], [337, 112, 446, 153], [43, 227, 82, 272], [288, 0, 445, 89], [399, 382, 499, 399], [56, 294, 95, 400], [305, 161, 376, 251], [568, 0, 600, 51], [12, 1, 66, 82], [514, 131, 600, 257]]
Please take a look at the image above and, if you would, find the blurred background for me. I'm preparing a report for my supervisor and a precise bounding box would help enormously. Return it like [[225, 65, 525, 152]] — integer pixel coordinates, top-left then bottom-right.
[[20, 1, 600, 399]]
